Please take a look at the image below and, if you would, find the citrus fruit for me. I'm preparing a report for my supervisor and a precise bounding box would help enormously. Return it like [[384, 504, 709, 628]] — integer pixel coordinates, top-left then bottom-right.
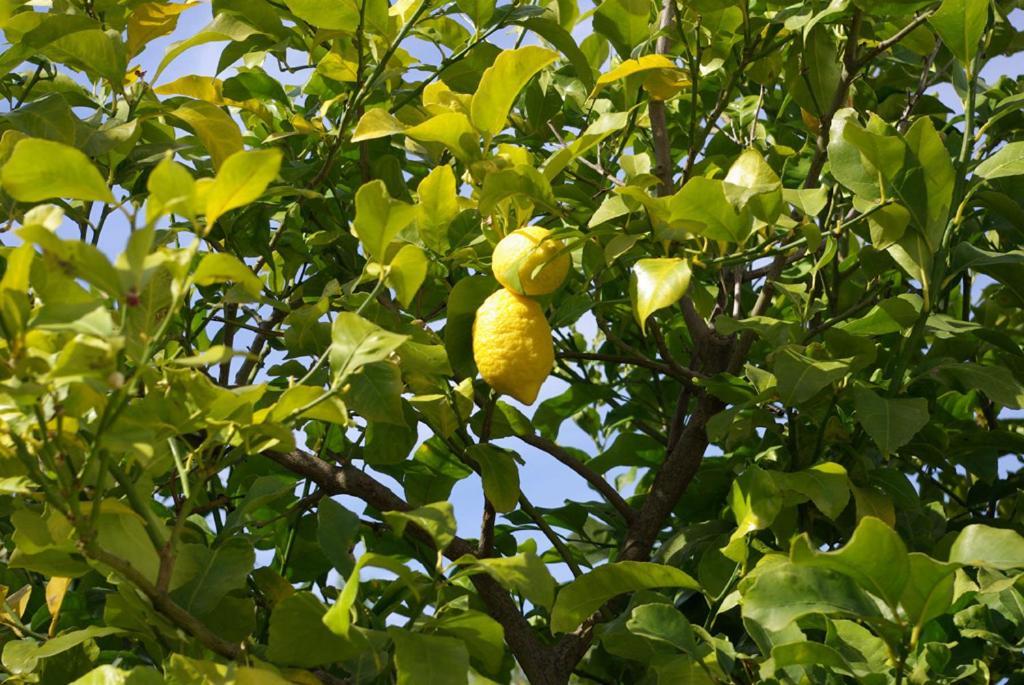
[[491, 226, 570, 296], [472, 288, 554, 405]]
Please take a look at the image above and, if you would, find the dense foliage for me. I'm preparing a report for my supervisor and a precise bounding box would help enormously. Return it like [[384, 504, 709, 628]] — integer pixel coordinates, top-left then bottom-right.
[[2, 0, 1024, 682]]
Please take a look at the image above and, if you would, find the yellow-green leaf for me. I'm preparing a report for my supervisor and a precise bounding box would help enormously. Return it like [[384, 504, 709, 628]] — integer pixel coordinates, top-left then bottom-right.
[[146, 156, 197, 223], [352, 108, 406, 142], [154, 74, 224, 104], [1, 139, 113, 203], [595, 54, 676, 88], [387, 244, 429, 308], [193, 253, 263, 298], [551, 562, 700, 633], [169, 100, 244, 170], [352, 180, 416, 263], [631, 258, 691, 333], [128, 1, 195, 56], [471, 46, 559, 137], [205, 149, 283, 227], [929, 0, 988, 67]]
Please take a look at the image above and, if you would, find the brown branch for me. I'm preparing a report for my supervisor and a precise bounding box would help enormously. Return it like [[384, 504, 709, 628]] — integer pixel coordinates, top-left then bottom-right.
[[479, 500, 496, 557], [649, 0, 676, 194], [855, 9, 938, 70], [479, 396, 497, 557], [556, 350, 700, 383], [262, 449, 568, 685], [85, 544, 243, 660], [516, 433, 635, 525], [519, 495, 583, 578], [617, 393, 723, 561]]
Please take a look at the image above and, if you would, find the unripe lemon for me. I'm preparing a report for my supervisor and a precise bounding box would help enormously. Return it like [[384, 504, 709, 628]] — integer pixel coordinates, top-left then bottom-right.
[[491, 226, 570, 296], [472, 289, 553, 405]]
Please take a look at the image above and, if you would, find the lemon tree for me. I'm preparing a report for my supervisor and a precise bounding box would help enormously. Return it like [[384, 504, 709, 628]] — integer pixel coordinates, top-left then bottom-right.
[[2, 0, 1024, 683]]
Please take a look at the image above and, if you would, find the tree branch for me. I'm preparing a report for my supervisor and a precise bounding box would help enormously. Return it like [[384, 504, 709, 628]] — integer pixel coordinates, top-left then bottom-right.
[[85, 544, 243, 660], [262, 449, 568, 685], [516, 433, 635, 525], [556, 350, 701, 383]]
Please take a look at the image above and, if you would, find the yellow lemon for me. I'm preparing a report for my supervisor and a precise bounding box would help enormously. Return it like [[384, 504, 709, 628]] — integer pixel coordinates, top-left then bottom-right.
[[472, 288, 553, 405], [491, 226, 570, 296]]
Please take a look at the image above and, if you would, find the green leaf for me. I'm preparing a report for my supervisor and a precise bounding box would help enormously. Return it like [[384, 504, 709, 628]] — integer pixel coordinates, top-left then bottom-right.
[[668, 177, 752, 243], [353, 180, 417, 263], [888, 229, 933, 289], [853, 387, 930, 454], [283, 0, 363, 31], [345, 97, 399, 133], [342, 361, 404, 424], [389, 630, 470, 685], [387, 244, 429, 308], [2, 627, 122, 674], [427, 610, 505, 676], [1, 138, 113, 203], [626, 604, 699, 655], [786, 26, 841, 117], [550, 561, 700, 633], [71, 665, 164, 685], [544, 111, 629, 181], [772, 462, 850, 520], [975, 141, 1024, 179], [863, 201, 911, 249], [205, 149, 282, 227], [456, 0, 495, 26], [416, 165, 459, 253], [828, 109, 883, 200], [790, 516, 909, 608], [842, 117, 906, 184], [851, 485, 896, 527], [520, 17, 596, 92], [193, 253, 263, 299], [404, 113, 482, 163], [950, 244, 1024, 304], [900, 553, 957, 631], [723, 148, 783, 222], [22, 15, 127, 85], [929, 0, 988, 66], [323, 552, 422, 636], [904, 116, 955, 250], [452, 542, 556, 610], [270, 384, 349, 425], [384, 502, 457, 550], [330, 312, 409, 381], [479, 164, 557, 215], [267, 592, 361, 667], [317, 498, 360, 577], [729, 465, 783, 541], [595, 54, 676, 88], [939, 363, 1024, 409], [128, 2, 193, 56], [470, 46, 559, 137], [155, 13, 262, 78], [630, 258, 692, 334], [169, 100, 244, 170], [770, 642, 854, 674], [949, 524, 1024, 570], [467, 444, 520, 513], [171, 537, 255, 616], [146, 156, 197, 223], [593, 0, 653, 57], [741, 560, 881, 632], [773, 346, 849, 405]]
